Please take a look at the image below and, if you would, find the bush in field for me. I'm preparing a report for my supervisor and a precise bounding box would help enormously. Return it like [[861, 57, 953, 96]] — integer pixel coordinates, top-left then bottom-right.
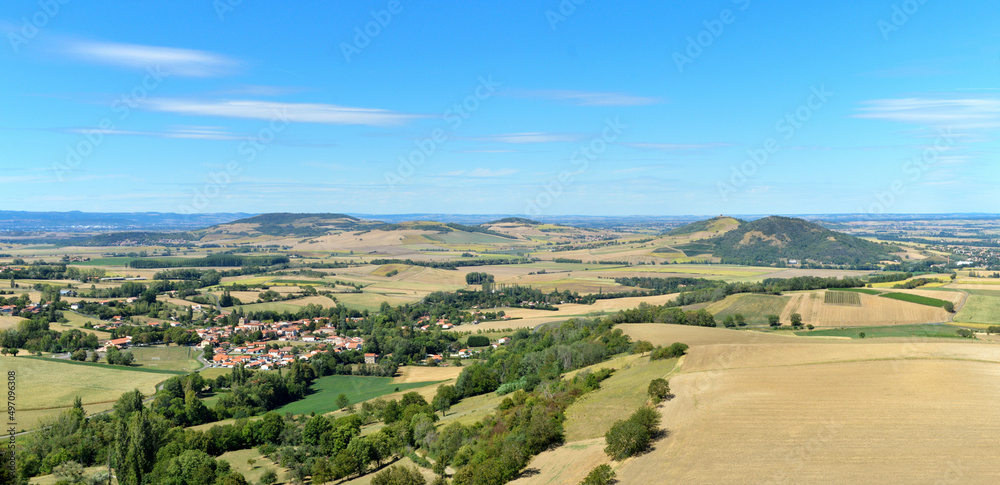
[[956, 328, 976, 339], [648, 378, 671, 403], [371, 465, 426, 485], [650, 342, 688, 361], [790, 313, 803, 328], [580, 464, 616, 485], [988, 326, 1000, 335], [604, 406, 662, 460]]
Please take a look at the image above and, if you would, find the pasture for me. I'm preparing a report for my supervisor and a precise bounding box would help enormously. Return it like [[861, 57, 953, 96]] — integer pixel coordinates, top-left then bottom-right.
[[563, 355, 680, 442], [4, 356, 172, 430], [954, 294, 1000, 324], [129, 345, 202, 372], [707, 293, 790, 326], [879, 292, 951, 308], [274, 375, 442, 416], [798, 324, 966, 339]]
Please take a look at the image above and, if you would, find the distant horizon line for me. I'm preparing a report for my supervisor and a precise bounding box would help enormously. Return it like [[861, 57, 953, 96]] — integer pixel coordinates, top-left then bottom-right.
[[3, 210, 1000, 218]]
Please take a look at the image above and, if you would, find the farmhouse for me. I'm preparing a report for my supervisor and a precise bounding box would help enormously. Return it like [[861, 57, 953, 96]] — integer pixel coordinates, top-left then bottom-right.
[[364, 353, 379, 364]]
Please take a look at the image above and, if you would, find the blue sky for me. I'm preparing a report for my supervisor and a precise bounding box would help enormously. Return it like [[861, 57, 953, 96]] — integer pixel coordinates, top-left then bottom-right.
[[1, 1, 998, 216]]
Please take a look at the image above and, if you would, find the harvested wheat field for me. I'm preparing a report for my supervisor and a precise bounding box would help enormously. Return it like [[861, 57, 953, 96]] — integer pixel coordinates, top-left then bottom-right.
[[511, 437, 609, 485], [393, 365, 462, 384], [615, 341, 1000, 484], [618, 323, 806, 347], [782, 290, 949, 327]]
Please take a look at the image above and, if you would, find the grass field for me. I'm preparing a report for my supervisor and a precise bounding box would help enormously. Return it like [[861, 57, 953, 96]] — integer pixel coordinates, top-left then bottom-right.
[[879, 292, 951, 308], [797, 324, 966, 339], [954, 294, 1000, 324], [563, 354, 679, 442], [275, 375, 442, 415], [129, 345, 202, 372], [824, 291, 862, 306], [5, 356, 173, 430], [217, 448, 289, 484], [371, 263, 410, 277], [708, 293, 790, 326]]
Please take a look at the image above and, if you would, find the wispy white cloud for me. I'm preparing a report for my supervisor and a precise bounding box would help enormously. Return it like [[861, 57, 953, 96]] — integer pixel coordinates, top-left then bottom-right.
[[623, 142, 729, 151], [855, 96, 1000, 131], [215, 85, 306, 96], [450, 149, 517, 154], [440, 168, 518, 178], [66, 40, 240, 77], [66, 126, 240, 140], [141, 98, 425, 126], [474, 132, 581, 144], [520, 90, 661, 106]]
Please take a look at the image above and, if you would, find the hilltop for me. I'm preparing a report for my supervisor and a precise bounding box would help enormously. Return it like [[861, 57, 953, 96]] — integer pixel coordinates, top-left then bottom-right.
[[708, 216, 900, 266], [667, 216, 743, 236]]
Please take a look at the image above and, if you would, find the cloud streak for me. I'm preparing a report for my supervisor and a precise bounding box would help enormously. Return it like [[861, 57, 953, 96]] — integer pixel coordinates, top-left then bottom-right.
[[855, 96, 1000, 131], [473, 132, 582, 144], [521, 89, 661, 106], [141, 98, 426, 126], [67, 40, 240, 77]]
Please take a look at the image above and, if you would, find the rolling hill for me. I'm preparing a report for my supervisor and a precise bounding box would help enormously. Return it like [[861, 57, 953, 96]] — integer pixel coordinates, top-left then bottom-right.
[[708, 216, 900, 266], [667, 216, 743, 236]]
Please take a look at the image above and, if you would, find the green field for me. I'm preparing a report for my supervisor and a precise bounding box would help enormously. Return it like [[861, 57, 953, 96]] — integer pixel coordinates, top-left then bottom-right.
[[20, 355, 188, 375], [879, 292, 951, 308], [709, 294, 790, 326], [954, 295, 1000, 324], [797, 324, 966, 339], [5, 355, 175, 430], [563, 354, 679, 441], [824, 291, 862, 306], [829, 288, 882, 295], [275, 375, 442, 415], [129, 345, 203, 372]]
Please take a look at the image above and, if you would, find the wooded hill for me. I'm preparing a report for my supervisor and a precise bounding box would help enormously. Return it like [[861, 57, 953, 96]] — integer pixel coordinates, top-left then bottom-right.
[[706, 216, 900, 266]]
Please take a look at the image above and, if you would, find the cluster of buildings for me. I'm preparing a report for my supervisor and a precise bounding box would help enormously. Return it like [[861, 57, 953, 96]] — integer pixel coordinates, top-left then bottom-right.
[[196, 317, 367, 370], [210, 342, 331, 370], [0, 302, 42, 315]]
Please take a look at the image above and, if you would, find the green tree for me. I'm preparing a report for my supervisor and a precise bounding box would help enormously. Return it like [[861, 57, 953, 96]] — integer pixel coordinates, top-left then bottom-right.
[[647, 378, 671, 403], [580, 464, 615, 485], [632, 340, 654, 356], [312, 458, 333, 484], [767, 314, 781, 327], [371, 465, 426, 485], [258, 469, 278, 485], [604, 418, 650, 460], [336, 393, 351, 411], [734, 313, 746, 327], [433, 385, 458, 416], [53, 460, 85, 483], [115, 408, 158, 485], [790, 313, 803, 328]]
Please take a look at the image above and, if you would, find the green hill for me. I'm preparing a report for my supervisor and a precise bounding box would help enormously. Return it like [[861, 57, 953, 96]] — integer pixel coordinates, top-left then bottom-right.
[[667, 216, 743, 236], [709, 216, 900, 266]]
